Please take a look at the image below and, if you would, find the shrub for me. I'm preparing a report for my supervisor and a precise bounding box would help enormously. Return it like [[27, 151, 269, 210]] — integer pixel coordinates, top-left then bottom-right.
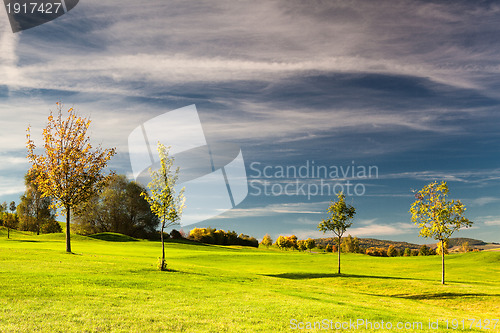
[[170, 229, 183, 239], [40, 219, 62, 234]]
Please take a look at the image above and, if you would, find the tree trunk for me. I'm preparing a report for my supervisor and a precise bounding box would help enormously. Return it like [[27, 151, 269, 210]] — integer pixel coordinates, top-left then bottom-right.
[[160, 220, 166, 271], [338, 235, 341, 275], [7, 227, 9, 239], [441, 239, 445, 285], [36, 209, 40, 236], [66, 207, 71, 253]]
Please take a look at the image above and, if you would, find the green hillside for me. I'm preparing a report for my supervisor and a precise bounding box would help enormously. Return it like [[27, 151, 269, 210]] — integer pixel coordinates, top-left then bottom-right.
[[0, 229, 498, 332]]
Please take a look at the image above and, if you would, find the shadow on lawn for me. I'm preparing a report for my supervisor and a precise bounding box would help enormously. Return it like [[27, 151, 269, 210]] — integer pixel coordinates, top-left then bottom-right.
[[264, 272, 421, 281], [390, 292, 500, 300], [11, 239, 40, 243]]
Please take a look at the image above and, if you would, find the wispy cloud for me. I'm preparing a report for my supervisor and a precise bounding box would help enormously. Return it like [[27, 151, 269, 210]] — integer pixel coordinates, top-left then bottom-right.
[[290, 221, 414, 240], [217, 201, 327, 219], [474, 215, 500, 226], [469, 197, 500, 207], [380, 169, 500, 184]]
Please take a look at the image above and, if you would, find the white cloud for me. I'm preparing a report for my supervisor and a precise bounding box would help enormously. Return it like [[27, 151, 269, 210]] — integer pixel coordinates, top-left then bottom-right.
[[3, 0, 500, 95], [0, 176, 25, 197], [349, 222, 415, 237], [217, 201, 327, 219], [475, 215, 500, 226], [380, 169, 500, 184], [290, 220, 415, 240], [469, 197, 500, 207]]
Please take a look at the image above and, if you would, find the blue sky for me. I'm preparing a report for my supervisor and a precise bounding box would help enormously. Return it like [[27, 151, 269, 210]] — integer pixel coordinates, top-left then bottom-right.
[[1, 0, 499, 243]]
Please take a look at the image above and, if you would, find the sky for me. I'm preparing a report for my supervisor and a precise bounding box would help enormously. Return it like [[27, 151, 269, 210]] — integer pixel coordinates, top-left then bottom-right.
[[1, 0, 499, 244]]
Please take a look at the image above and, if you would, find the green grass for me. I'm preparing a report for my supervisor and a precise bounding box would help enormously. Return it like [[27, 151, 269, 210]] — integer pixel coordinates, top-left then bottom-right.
[[0, 227, 498, 332]]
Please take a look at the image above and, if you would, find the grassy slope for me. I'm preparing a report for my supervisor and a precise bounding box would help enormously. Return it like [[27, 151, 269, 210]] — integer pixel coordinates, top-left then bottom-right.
[[0, 229, 498, 332]]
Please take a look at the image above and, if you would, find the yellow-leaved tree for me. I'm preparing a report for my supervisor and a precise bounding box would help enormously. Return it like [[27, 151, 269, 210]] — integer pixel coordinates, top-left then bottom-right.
[[141, 143, 185, 271], [410, 181, 472, 284], [317, 192, 356, 274], [26, 103, 116, 253]]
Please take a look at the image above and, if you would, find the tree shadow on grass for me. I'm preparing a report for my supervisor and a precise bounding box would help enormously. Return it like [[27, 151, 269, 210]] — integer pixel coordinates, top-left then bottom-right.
[[263, 272, 425, 281], [388, 292, 500, 300], [10, 239, 40, 243]]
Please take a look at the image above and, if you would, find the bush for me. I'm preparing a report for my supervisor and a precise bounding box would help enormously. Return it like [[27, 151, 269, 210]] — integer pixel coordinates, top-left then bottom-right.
[[325, 244, 333, 252], [419, 245, 431, 256], [170, 229, 183, 239], [188, 227, 258, 247], [365, 247, 387, 257], [40, 219, 62, 234]]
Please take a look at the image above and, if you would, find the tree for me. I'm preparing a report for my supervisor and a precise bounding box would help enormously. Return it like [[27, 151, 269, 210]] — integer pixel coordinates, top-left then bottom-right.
[[387, 245, 397, 257], [410, 181, 473, 284], [141, 143, 185, 271], [3, 212, 17, 239], [261, 234, 273, 248], [288, 235, 298, 250], [341, 234, 359, 253], [403, 248, 411, 257], [297, 240, 307, 251], [318, 192, 355, 274], [9, 201, 16, 215], [419, 245, 430, 256], [73, 174, 159, 238], [436, 239, 449, 256], [305, 238, 316, 252], [27, 103, 116, 253], [460, 241, 471, 253], [275, 235, 288, 250], [17, 171, 57, 235], [325, 244, 333, 252]]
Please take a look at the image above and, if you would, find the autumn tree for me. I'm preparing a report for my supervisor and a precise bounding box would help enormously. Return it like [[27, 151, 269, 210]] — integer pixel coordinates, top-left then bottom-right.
[[305, 238, 316, 252], [17, 171, 57, 235], [9, 201, 16, 215], [387, 245, 397, 257], [460, 241, 471, 253], [141, 143, 185, 271], [436, 239, 449, 256], [2, 208, 17, 239], [410, 181, 472, 284], [275, 235, 289, 250], [289, 235, 298, 250], [26, 103, 116, 253], [341, 234, 360, 253], [297, 240, 307, 251], [261, 234, 273, 248], [318, 192, 355, 274]]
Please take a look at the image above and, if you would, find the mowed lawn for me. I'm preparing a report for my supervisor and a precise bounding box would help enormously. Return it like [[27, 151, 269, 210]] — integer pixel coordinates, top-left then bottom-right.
[[0, 229, 498, 332]]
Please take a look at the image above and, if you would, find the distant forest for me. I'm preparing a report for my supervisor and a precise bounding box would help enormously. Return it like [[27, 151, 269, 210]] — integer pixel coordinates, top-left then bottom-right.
[[314, 236, 488, 251]]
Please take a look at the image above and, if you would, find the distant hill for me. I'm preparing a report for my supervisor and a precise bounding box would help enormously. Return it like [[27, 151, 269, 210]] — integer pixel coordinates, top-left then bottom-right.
[[447, 238, 487, 247], [314, 236, 489, 250], [314, 237, 420, 250]]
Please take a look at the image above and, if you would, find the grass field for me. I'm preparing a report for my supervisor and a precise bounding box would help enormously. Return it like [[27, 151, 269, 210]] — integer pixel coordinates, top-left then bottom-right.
[[0, 228, 498, 332]]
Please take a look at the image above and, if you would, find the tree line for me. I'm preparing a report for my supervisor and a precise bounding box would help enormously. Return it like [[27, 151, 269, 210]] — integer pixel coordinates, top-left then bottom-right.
[[188, 227, 259, 247]]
